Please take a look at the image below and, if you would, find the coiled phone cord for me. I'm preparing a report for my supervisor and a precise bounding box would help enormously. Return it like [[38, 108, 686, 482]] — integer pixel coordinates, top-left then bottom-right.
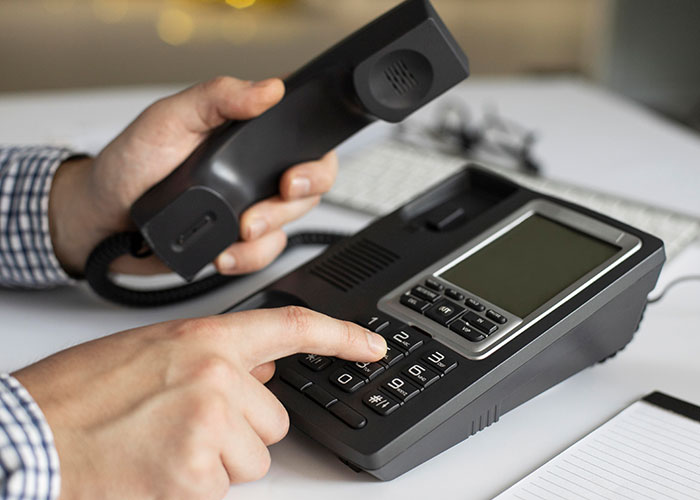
[[85, 231, 348, 308]]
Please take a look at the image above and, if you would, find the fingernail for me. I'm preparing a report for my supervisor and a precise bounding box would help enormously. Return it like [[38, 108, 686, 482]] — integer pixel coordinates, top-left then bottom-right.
[[289, 176, 311, 198], [366, 332, 387, 356], [253, 79, 274, 88], [218, 253, 237, 273], [247, 218, 268, 240]]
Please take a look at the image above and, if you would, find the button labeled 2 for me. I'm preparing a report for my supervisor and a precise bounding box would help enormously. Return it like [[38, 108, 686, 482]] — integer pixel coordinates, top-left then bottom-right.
[[388, 326, 426, 353]]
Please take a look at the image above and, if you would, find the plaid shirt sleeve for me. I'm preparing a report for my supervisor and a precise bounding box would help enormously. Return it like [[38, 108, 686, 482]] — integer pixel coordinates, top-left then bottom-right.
[[0, 374, 60, 500], [0, 146, 76, 288]]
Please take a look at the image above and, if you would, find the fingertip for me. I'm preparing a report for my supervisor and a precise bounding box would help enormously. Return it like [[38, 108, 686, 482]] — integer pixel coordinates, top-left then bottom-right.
[[366, 332, 387, 359]]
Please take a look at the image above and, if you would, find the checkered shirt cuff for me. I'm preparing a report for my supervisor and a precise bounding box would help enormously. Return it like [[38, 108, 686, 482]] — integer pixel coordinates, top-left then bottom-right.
[[0, 374, 60, 500], [0, 146, 76, 288]]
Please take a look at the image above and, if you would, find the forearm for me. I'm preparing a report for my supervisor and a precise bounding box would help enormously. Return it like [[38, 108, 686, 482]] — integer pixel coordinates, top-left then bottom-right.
[[0, 146, 76, 288], [0, 373, 60, 500]]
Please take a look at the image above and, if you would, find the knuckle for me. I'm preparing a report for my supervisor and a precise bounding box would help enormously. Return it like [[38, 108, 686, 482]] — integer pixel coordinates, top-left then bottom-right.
[[192, 357, 236, 388], [186, 390, 228, 427], [204, 75, 232, 93], [282, 306, 315, 344], [237, 447, 271, 483], [174, 316, 222, 342]]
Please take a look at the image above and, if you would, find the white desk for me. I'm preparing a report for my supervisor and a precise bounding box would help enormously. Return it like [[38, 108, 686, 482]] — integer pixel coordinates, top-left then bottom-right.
[[1, 78, 699, 499]]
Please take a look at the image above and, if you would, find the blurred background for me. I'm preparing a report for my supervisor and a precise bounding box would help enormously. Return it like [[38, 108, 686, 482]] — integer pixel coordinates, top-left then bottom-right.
[[1, 0, 699, 131]]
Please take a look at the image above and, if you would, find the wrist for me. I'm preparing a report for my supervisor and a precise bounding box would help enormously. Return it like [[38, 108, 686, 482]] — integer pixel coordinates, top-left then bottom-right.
[[49, 156, 100, 276]]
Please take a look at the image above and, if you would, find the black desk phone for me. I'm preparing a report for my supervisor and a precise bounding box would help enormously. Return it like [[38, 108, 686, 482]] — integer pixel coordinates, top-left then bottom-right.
[[226, 166, 665, 480]]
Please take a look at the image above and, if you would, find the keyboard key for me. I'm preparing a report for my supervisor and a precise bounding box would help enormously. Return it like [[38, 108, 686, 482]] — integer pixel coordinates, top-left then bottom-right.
[[450, 320, 485, 342], [380, 343, 405, 367], [363, 391, 400, 416], [486, 309, 508, 324], [280, 369, 312, 392], [425, 299, 465, 326], [463, 311, 498, 335], [299, 354, 332, 372], [383, 376, 420, 403], [305, 385, 338, 408], [387, 326, 426, 353], [329, 368, 366, 393], [422, 349, 458, 374], [358, 315, 391, 332], [347, 361, 385, 381], [329, 401, 367, 429], [402, 362, 440, 388], [445, 288, 465, 301], [411, 285, 441, 302], [425, 278, 445, 291], [400, 294, 430, 312], [465, 298, 486, 312]]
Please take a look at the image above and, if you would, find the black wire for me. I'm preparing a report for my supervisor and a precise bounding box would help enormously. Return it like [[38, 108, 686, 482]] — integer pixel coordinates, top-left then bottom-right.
[[647, 275, 700, 305], [85, 231, 348, 308]]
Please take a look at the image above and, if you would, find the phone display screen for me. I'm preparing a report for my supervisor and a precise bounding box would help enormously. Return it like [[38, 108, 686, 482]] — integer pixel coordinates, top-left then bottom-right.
[[438, 215, 620, 318]]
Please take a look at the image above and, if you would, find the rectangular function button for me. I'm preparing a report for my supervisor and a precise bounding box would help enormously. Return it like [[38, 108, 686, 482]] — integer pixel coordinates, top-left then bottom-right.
[[299, 354, 332, 372], [280, 369, 312, 392], [387, 326, 426, 353], [425, 299, 465, 326], [400, 294, 430, 312], [383, 376, 420, 403], [402, 362, 440, 388], [329, 401, 367, 429], [347, 361, 385, 381], [463, 311, 498, 335], [411, 285, 441, 302], [486, 309, 508, 324], [445, 289, 465, 301], [305, 385, 338, 408], [329, 368, 366, 393], [465, 298, 486, 312], [358, 315, 391, 332], [424, 278, 445, 291], [363, 391, 400, 416], [422, 349, 458, 374], [449, 320, 485, 342]]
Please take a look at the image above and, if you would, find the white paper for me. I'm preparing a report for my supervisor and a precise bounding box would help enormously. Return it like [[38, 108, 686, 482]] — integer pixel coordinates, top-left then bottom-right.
[[494, 400, 700, 500]]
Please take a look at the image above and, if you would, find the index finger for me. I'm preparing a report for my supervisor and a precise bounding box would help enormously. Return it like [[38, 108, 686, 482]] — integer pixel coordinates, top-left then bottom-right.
[[221, 306, 387, 370]]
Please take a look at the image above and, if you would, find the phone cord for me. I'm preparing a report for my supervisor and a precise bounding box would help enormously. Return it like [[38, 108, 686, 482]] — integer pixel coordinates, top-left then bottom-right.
[[84, 231, 348, 308]]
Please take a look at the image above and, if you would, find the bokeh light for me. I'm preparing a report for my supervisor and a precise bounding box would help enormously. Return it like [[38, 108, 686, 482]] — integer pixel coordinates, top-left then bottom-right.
[[157, 8, 195, 46]]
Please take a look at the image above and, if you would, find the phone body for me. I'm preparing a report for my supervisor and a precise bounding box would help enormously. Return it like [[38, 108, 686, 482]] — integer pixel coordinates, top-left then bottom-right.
[[225, 166, 665, 480], [130, 0, 469, 281]]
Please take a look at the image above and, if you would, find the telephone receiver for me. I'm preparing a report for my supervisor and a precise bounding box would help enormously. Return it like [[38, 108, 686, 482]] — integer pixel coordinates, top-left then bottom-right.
[[130, 0, 469, 281]]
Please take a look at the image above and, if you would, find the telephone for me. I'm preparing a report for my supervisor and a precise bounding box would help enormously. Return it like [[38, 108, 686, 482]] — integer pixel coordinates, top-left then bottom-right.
[[225, 166, 665, 480]]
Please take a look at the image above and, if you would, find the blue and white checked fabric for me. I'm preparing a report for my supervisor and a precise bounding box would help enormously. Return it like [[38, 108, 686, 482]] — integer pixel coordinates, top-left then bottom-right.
[[1, 145, 72, 499], [0, 145, 75, 288], [0, 374, 60, 500]]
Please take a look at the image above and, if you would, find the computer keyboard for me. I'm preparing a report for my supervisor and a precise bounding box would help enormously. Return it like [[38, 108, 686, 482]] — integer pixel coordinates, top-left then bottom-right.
[[328, 138, 700, 260]]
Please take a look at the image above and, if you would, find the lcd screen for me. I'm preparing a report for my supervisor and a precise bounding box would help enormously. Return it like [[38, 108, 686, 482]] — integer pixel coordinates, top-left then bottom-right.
[[438, 215, 620, 318]]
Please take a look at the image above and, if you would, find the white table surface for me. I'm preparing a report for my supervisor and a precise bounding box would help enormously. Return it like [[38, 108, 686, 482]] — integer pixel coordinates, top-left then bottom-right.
[[1, 77, 699, 499]]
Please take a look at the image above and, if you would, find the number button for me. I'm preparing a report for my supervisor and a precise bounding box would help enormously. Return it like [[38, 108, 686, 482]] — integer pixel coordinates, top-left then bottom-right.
[[422, 349, 458, 374], [299, 354, 332, 372], [347, 361, 385, 381], [388, 326, 426, 353], [363, 391, 400, 416], [383, 376, 420, 403], [380, 343, 405, 367], [329, 369, 366, 393], [402, 362, 440, 388], [358, 315, 391, 332]]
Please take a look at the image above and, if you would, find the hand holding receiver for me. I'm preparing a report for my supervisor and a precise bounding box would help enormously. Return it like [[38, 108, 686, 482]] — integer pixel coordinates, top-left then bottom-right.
[[130, 0, 470, 281]]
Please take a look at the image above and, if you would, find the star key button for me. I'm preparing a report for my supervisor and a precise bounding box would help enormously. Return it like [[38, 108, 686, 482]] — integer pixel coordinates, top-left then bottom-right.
[[299, 354, 332, 372]]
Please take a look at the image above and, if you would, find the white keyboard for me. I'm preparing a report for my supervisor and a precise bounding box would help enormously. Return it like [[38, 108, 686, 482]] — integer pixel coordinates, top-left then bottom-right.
[[328, 139, 700, 260]]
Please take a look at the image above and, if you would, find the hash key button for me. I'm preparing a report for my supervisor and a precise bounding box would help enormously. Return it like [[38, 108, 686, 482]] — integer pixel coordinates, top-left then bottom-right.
[[330, 368, 366, 393], [422, 349, 458, 374], [383, 376, 420, 403], [363, 391, 400, 416]]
